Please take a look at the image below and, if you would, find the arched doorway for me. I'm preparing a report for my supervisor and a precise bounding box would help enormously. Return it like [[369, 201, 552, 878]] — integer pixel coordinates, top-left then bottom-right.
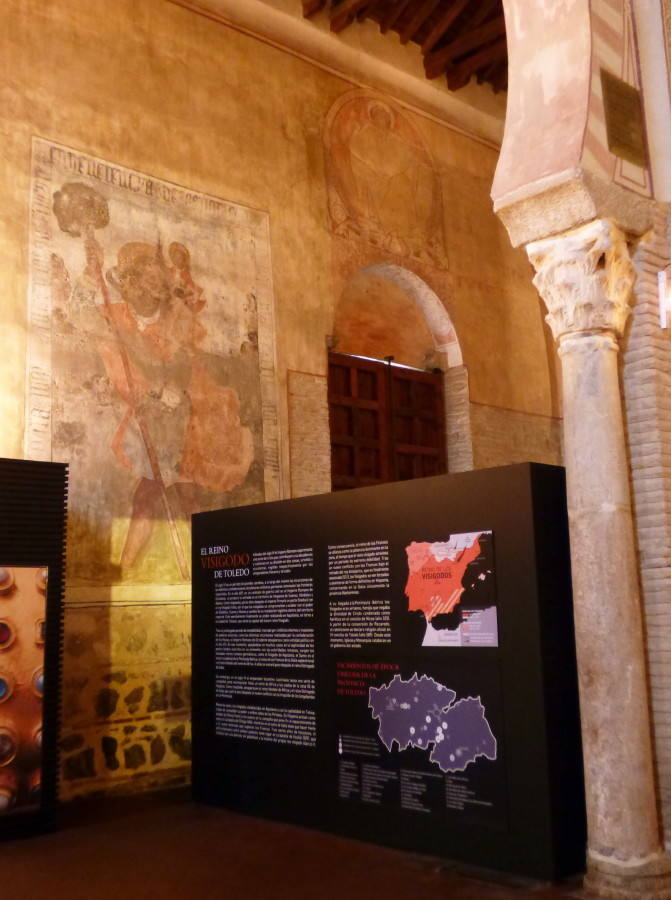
[[287, 265, 471, 498], [319, 264, 472, 495]]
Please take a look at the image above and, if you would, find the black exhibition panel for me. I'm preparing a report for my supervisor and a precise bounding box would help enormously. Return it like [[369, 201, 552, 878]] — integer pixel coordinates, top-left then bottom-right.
[[0, 458, 68, 838], [192, 463, 585, 879]]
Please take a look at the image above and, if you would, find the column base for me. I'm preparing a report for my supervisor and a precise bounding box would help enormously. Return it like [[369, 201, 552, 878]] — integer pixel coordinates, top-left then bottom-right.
[[585, 853, 671, 899]]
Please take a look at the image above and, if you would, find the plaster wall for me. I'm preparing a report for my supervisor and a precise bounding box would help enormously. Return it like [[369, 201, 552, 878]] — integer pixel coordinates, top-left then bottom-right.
[[169, 0, 507, 146], [0, 0, 559, 795]]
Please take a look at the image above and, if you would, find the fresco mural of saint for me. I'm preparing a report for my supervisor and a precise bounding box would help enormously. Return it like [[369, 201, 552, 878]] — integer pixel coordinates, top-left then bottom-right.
[[28, 141, 275, 587]]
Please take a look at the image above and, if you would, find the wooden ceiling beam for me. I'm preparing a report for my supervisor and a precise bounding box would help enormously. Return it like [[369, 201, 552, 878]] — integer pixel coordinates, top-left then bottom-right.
[[478, 56, 501, 84], [380, 0, 413, 34], [300, 0, 509, 94], [357, 0, 376, 20], [446, 36, 507, 90], [302, 0, 327, 16], [491, 61, 508, 93], [469, 0, 501, 28], [420, 0, 470, 54], [359, 0, 385, 21], [424, 14, 506, 78], [398, 0, 441, 45], [330, 0, 372, 33]]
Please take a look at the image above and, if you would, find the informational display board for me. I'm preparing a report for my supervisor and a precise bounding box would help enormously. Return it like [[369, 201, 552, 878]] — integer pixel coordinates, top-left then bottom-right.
[[0, 459, 68, 838], [192, 463, 585, 879]]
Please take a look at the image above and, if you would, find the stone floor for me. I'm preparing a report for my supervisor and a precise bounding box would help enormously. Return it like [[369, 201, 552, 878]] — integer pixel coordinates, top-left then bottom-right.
[[3, 791, 590, 900]]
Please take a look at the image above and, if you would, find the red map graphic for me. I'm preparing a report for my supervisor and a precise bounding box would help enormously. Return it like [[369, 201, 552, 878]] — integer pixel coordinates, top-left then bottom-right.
[[404, 538, 482, 622]]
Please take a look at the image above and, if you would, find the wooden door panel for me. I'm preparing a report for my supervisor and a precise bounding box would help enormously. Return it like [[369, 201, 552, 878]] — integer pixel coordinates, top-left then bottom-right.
[[328, 352, 445, 490]]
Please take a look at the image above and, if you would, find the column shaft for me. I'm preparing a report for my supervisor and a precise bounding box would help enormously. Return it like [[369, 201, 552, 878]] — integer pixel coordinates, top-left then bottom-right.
[[560, 331, 660, 863], [527, 219, 671, 898]]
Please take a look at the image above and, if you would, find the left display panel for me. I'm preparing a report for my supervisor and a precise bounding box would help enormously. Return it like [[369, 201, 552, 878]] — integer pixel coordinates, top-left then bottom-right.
[[0, 459, 68, 837]]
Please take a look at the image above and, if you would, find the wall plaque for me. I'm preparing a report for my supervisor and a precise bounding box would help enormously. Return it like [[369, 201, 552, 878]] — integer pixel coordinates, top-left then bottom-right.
[[601, 69, 648, 168]]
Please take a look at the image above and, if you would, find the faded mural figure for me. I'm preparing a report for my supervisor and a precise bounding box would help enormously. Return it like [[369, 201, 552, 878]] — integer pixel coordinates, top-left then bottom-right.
[[325, 94, 447, 267], [50, 181, 255, 582], [28, 140, 274, 795]]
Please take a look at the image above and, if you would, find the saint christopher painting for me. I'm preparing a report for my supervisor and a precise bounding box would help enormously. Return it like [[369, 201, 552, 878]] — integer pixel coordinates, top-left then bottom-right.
[[29, 141, 272, 586]]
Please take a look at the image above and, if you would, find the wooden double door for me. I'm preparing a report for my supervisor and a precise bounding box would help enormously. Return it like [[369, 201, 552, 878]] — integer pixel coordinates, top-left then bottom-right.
[[328, 351, 446, 491]]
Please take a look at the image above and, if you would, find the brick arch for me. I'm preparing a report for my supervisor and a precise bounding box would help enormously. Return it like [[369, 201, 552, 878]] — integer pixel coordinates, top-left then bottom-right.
[[347, 264, 471, 474], [359, 263, 463, 368], [492, 0, 656, 245]]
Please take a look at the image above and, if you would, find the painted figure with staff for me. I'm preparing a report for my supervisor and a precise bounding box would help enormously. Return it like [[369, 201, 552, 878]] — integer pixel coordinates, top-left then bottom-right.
[[51, 181, 254, 579]]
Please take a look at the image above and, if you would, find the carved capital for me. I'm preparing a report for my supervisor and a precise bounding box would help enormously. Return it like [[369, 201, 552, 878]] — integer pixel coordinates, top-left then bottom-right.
[[527, 219, 635, 341]]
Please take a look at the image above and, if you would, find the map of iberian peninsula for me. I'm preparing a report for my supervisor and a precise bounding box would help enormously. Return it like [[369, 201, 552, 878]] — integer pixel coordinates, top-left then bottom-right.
[[405, 534, 484, 622], [368, 673, 497, 774]]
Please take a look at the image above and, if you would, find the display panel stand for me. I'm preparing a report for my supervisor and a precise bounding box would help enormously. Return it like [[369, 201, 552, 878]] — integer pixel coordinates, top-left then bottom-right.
[[0, 458, 68, 837], [192, 463, 585, 879]]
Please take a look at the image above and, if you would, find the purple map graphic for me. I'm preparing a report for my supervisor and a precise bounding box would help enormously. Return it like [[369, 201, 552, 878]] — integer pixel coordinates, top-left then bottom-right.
[[368, 674, 496, 773]]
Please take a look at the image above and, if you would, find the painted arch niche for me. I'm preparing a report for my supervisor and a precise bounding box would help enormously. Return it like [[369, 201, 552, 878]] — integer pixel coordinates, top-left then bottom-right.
[[334, 264, 462, 370], [331, 264, 472, 475]]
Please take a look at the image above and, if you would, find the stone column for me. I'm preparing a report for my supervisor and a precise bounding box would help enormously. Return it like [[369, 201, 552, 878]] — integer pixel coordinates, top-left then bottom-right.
[[527, 218, 671, 899]]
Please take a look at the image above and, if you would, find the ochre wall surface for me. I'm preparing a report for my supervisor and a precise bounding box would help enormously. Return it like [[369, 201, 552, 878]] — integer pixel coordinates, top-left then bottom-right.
[[0, 0, 559, 796]]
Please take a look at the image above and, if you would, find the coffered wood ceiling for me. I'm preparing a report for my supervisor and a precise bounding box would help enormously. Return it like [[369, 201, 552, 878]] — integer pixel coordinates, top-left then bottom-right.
[[302, 0, 508, 92]]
